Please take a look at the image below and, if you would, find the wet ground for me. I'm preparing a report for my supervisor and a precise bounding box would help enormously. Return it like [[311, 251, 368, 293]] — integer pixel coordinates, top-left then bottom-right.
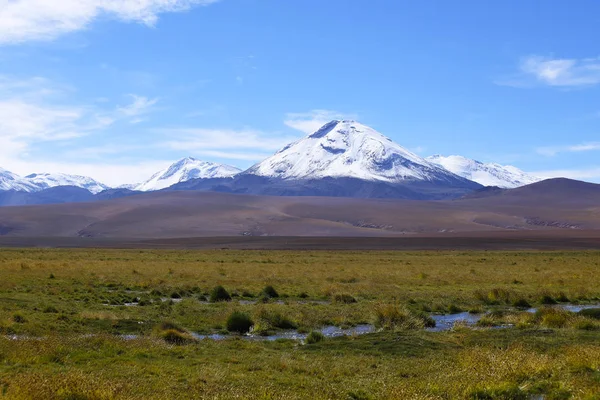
[[6, 303, 599, 342]]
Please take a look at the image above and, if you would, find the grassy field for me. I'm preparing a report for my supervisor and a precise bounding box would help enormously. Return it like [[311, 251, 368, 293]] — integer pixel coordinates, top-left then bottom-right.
[[0, 248, 599, 399]]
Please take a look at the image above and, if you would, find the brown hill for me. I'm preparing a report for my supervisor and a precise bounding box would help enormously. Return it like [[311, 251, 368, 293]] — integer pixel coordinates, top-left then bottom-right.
[[0, 178, 598, 238]]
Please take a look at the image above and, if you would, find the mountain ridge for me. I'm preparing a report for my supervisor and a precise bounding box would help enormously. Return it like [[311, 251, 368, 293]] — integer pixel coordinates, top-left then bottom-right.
[[0, 177, 596, 238], [133, 157, 241, 192], [426, 154, 541, 188]]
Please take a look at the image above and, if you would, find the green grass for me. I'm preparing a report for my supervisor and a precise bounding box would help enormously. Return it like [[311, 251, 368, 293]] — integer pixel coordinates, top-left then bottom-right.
[[0, 248, 599, 398]]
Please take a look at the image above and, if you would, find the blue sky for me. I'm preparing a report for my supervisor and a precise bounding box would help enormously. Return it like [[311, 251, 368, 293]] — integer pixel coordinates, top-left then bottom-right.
[[1, 0, 600, 185]]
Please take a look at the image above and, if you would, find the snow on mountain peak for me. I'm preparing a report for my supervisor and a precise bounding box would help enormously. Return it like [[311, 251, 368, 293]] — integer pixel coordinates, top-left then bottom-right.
[[134, 157, 241, 191], [0, 168, 40, 192], [426, 154, 541, 188], [24, 173, 109, 194], [0, 168, 109, 194], [247, 120, 468, 184]]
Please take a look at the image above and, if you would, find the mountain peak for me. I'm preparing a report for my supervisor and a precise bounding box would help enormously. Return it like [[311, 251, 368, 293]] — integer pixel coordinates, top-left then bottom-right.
[[246, 121, 473, 185], [134, 158, 241, 192], [426, 154, 540, 188], [23, 172, 109, 194]]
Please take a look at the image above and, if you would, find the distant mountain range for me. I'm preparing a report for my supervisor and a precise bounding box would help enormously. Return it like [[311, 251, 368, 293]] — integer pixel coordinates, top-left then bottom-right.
[[0, 178, 597, 238], [426, 155, 541, 188], [131, 157, 241, 192], [0, 169, 108, 194], [0, 120, 550, 206]]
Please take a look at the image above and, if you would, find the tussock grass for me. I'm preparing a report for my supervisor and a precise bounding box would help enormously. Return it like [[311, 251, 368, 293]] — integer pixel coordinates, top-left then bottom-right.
[[305, 331, 325, 344], [0, 248, 598, 398], [374, 304, 435, 330], [210, 285, 232, 302]]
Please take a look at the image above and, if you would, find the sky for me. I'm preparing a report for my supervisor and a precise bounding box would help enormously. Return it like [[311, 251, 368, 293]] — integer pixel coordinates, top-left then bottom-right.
[[1, 0, 600, 186]]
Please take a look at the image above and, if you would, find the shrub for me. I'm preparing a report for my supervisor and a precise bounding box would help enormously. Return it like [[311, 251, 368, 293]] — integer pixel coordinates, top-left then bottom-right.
[[255, 309, 297, 330], [556, 292, 570, 302], [12, 313, 26, 323], [156, 321, 186, 333], [540, 295, 558, 305], [160, 329, 195, 345], [43, 306, 59, 313], [536, 308, 569, 328], [468, 384, 527, 399], [305, 331, 325, 344], [447, 304, 463, 314], [374, 304, 433, 330], [226, 311, 254, 334], [197, 295, 208, 302], [261, 285, 279, 298], [513, 298, 532, 309], [138, 297, 151, 306], [210, 286, 232, 302], [487, 288, 512, 304], [333, 293, 357, 304], [170, 292, 182, 299], [474, 288, 512, 305], [573, 319, 598, 331], [347, 390, 372, 400], [579, 308, 600, 319]]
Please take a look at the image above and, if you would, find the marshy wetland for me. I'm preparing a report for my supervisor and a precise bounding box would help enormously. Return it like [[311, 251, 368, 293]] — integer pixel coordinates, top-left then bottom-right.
[[1, 248, 599, 399]]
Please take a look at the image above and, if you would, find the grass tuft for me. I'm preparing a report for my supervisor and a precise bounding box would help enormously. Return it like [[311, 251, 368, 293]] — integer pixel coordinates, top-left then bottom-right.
[[512, 298, 532, 309], [210, 285, 232, 302], [261, 285, 279, 298], [305, 331, 325, 344], [226, 311, 254, 334], [333, 293, 357, 304], [374, 304, 434, 330]]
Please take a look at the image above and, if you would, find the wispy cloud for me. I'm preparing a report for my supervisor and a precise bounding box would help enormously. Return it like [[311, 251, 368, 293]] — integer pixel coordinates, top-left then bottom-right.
[[0, 0, 221, 45], [284, 109, 358, 135], [537, 142, 600, 156], [498, 55, 600, 88], [0, 74, 168, 185], [117, 94, 159, 124], [0, 76, 100, 148], [160, 127, 295, 161]]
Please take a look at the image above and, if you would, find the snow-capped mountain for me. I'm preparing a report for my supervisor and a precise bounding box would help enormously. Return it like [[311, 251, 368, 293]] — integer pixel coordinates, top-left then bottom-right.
[[245, 120, 472, 185], [426, 155, 541, 189], [25, 173, 109, 194], [0, 168, 40, 192], [0, 169, 109, 194], [134, 157, 241, 191]]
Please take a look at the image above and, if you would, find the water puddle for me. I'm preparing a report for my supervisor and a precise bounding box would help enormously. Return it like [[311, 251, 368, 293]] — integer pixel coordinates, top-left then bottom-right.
[[6, 304, 598, 343], [427, 303, 600, 332], [527, 304, 600, 313], [427, 312, 483, 332], [191, 324, 377, 342]]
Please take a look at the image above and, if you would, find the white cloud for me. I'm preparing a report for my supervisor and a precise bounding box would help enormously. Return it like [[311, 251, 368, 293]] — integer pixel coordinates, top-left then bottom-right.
[[0, 99, 85, 141], [284, 109, 358, 135], [0, 0, 220, 45], [189, 149, 272, 161], [499, 55, 600, 88], [117, 95, 159, 124], [0, 75, 168, 185], [532, 167, 600, 182], [537, 142, 600, 156], [0, 76, 157, 147], [161, 127, 296, 160]]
